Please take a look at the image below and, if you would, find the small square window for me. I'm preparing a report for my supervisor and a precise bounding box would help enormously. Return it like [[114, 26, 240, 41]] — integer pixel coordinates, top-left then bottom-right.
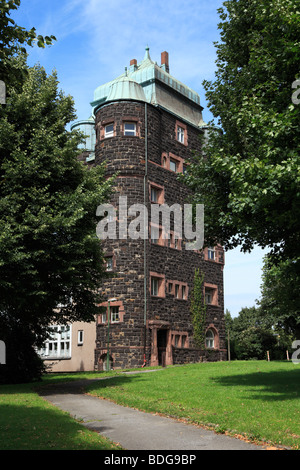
[[105, 123, 114, 138], [111, 306, 120, 323], [170, 159, 177, 172], [105, 257, 113, 271], [150, 275, 165, 297], [124, 122, 136, 136], [205, 288, 214, 305], [149, 183, 164, 204]]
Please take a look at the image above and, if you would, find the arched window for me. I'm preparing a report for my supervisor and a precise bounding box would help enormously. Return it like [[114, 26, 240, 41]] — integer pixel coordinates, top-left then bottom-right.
[[205, 329, 215, 349]]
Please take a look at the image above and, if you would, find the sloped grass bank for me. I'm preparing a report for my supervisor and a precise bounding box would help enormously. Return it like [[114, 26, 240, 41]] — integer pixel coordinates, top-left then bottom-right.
[[86, 361, 300, 449]]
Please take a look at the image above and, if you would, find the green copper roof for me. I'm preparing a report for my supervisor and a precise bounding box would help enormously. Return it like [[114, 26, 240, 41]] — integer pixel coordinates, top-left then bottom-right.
[[70, 114, 96, 151], [91, 48, 204, 128], [106, 75, 147, 103]]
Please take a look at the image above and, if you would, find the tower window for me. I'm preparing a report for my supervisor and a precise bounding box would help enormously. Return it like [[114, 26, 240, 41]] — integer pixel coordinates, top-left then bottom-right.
[[124, 122, 136, 136], [105, 123, 114, 138]]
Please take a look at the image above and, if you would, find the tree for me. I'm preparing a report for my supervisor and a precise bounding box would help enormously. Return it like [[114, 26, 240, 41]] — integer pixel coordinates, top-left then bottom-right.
[[228, 306, 277, 360], [258, 255, 300, 338], [0, 63, 113, 383], [184, 0, 300, 261], [0, 0, 56, 88]]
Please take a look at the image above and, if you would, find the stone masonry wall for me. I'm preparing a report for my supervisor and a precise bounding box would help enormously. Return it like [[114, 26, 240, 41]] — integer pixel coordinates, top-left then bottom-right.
[[94, 99, 226, 369]]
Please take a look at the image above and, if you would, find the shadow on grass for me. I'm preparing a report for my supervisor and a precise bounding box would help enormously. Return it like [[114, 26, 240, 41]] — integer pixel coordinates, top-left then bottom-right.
[[210, 368, 300, 402], [0, 382, 122, 450]]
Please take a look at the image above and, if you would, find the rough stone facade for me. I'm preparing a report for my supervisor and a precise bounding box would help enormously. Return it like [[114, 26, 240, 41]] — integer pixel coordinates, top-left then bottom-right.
[[93, 99, 227, 370]]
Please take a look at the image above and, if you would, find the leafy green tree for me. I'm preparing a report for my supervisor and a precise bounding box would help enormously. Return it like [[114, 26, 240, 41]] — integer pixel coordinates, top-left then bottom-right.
[[227, 306, 276, 360], [0, 63, 112, 383], [235, 326, 277, 360], [0, 0, 56, 88], [227, 305, 293, 360], [258, 255, 300, 338], [184, 0, 300, 261]]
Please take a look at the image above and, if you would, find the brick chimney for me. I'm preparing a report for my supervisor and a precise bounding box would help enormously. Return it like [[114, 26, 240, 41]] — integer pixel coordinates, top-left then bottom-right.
[[161, 51, 169, 73], [130, 59, 138, 72]]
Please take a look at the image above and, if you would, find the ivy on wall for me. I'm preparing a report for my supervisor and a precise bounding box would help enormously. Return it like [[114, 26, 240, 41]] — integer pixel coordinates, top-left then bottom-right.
[[190, 268, 206, 349]]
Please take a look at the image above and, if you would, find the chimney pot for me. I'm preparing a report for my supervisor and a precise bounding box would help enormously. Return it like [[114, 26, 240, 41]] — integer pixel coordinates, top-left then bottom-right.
[[130, 59, 137, 66]]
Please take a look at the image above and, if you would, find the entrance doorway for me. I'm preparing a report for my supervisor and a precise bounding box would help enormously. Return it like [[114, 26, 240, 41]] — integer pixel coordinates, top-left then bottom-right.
[[157, 329, 167, 366]]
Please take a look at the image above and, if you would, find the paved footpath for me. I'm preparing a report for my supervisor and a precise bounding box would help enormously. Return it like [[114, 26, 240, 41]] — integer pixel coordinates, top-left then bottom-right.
[[39, 373, 272, 451]]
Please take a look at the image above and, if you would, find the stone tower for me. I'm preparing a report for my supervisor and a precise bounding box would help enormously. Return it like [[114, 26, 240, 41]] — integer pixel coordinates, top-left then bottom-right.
[[72, 48, 226, 370]]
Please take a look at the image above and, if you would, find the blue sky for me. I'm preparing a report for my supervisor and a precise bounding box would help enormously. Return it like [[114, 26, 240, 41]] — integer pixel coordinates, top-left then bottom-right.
[[11, 0, 268, 317]]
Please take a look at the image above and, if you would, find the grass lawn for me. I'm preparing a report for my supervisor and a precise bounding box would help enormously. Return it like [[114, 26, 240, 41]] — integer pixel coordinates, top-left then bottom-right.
[[85, 361, 300, 450], [0, 374, 123, 450], [1, 361, 299, 450]]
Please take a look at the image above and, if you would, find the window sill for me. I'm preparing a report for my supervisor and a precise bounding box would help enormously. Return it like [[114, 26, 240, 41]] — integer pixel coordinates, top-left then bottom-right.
[[42, 356, 72, 360]]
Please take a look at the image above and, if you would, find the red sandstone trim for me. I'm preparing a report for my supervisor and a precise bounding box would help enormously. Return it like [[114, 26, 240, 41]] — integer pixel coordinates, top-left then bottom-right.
[[97, 300, 125, 324]]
